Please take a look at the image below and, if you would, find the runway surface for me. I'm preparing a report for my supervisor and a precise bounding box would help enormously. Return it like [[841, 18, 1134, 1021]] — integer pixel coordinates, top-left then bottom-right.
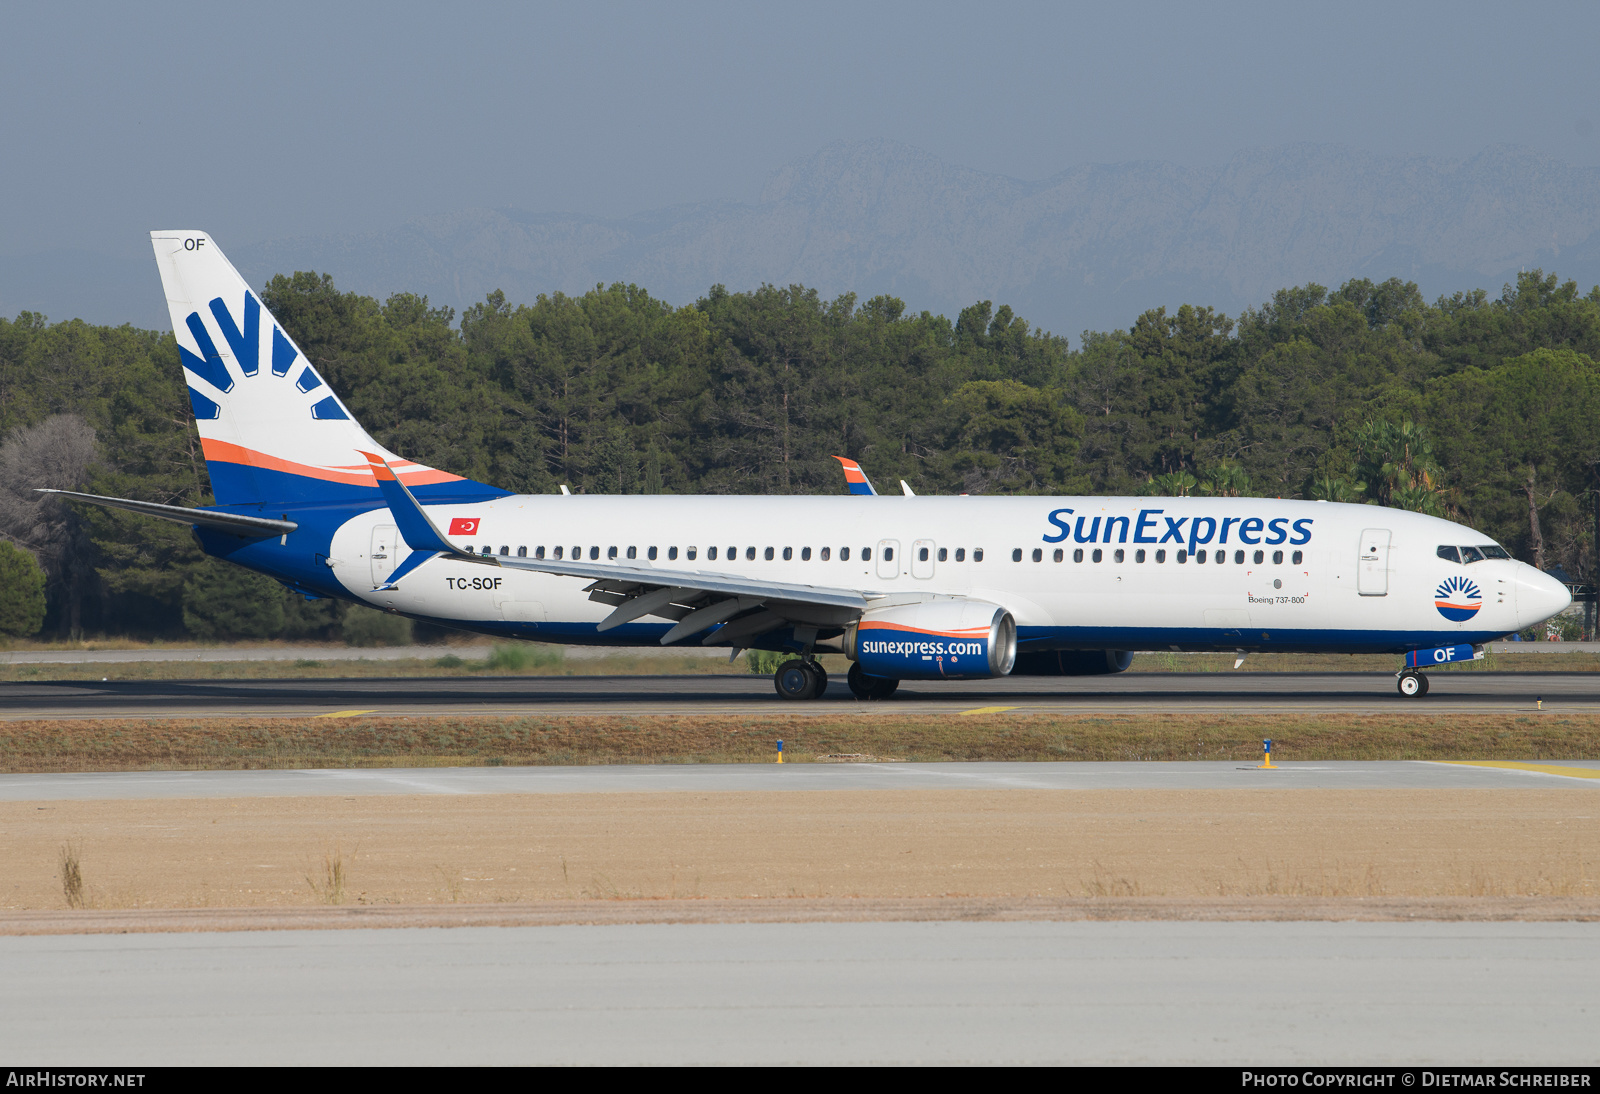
[[4, 670, 1599, 718], [4, 920, 1596, 1065], [3, 759, 1599, 801]]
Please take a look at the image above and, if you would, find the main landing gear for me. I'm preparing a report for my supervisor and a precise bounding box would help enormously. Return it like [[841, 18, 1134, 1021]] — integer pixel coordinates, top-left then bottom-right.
[[846, 662, 899, 701], [1397, 670, 1430, 698], [774, 658, 828, 701]]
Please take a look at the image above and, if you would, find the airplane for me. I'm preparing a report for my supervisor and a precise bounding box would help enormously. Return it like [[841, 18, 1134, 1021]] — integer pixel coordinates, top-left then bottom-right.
[[40, 232, 1573, 702]]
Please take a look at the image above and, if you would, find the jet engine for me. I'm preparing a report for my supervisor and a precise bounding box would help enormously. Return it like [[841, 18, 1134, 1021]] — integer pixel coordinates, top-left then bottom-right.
[[843, 599, 1016, 680]]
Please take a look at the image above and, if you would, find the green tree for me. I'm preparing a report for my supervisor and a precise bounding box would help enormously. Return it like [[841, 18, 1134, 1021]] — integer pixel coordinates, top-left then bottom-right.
[[0, 541, 46, 637]]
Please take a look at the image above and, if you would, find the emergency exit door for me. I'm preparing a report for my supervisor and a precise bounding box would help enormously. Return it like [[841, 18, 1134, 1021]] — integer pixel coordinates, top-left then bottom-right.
[[1358, 528, 1390, 596]]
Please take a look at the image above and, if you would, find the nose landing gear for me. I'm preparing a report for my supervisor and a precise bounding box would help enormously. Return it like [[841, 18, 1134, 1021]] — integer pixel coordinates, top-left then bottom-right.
[[1397, 670, 1430, 698]]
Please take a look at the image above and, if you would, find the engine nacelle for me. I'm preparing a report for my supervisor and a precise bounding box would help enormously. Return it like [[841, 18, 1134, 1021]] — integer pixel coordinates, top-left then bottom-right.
[[844, 599, 1016, 680], [1011, 649, 1133, 676]]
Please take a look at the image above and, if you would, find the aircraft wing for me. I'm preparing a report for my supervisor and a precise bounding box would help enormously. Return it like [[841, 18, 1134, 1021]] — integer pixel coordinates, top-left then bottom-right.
[[363, 453, 867, 645]]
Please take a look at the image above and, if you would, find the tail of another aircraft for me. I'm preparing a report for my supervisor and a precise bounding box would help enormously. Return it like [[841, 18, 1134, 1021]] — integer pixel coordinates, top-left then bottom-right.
[[150, 231, 498, 508]]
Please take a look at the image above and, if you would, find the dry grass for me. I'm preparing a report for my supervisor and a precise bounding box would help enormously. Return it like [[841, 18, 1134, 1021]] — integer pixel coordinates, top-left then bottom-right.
[[304, 845, 351, 905], [2, 710, 1598, 772], [58, 840, 84, 908]]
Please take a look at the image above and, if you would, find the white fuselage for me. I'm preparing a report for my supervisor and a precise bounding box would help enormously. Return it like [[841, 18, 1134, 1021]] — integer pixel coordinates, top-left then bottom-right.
[[326, 495, 1571, 653]]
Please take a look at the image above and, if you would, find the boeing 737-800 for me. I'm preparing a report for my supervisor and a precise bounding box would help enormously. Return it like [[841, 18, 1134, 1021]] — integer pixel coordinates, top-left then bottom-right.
[[41, 233, 1574, 700]]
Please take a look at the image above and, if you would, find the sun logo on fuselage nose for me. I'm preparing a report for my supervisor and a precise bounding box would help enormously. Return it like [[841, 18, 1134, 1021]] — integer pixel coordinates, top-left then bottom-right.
[[1434, 575, 1482, 622]]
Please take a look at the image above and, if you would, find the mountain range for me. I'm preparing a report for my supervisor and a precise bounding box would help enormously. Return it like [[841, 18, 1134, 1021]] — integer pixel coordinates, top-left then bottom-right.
[[11, 140, 1600, 338]]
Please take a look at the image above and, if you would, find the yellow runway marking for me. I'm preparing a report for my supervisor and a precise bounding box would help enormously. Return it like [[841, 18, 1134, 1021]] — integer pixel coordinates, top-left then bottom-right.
[[1440, 760, 1600, 780], [960, 706, 1019, 716], [317, 710, 377, 719]]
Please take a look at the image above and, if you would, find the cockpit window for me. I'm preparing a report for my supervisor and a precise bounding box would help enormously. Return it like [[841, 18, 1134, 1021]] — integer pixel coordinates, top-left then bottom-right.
[[1459, 546, 1485, 564], [1436, 545, 1461, 564], [1479, 545, 1510, 560]]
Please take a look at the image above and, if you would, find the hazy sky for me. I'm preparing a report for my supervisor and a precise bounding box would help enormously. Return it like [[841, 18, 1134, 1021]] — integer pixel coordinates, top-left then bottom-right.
[[5, 0, 1599, 262]]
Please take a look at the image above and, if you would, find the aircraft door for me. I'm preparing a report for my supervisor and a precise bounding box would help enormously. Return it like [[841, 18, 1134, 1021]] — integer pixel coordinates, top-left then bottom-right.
[[876, 539, 901, 580], [911, 539, 936, 579], [1358, 528, 1391, 596], [370, 525, 399, 585]]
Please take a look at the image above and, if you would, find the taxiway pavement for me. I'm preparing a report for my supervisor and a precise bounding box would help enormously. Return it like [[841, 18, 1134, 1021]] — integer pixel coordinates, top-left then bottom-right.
[[2, 758, 1596, 801], [3, 671, 1598, 719], [4, 920, 1596, 1065]]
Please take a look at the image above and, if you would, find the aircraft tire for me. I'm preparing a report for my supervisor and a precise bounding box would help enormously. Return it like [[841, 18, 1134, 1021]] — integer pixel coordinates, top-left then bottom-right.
[[805, 661, 829, 698], [847, 663, 900, 701], [775, 659, 819, 701], [1397, 671, 1427, 698]]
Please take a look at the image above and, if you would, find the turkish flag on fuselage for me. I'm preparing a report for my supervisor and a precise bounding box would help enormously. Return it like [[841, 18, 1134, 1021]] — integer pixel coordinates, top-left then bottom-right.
[[448, 517, 480, 535]]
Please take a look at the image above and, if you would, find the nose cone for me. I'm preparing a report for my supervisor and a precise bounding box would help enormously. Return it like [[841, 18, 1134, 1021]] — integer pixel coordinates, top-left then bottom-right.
[[1513, 565, 1572, 630]]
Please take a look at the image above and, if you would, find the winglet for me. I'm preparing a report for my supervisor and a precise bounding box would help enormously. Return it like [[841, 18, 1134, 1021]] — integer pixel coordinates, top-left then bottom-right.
[[832, 456, 877, 496]]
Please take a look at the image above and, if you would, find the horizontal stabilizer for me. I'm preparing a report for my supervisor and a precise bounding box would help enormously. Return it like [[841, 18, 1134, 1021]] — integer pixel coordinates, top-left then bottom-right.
[[36, 489, 297, 537]]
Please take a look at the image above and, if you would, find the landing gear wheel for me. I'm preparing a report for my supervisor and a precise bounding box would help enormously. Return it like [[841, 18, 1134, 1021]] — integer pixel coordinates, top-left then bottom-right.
[[805, 661, 829, 697], [847, 663, 900, 701], [1397, 671, 1429, 698], [775, 659, 821, 701]]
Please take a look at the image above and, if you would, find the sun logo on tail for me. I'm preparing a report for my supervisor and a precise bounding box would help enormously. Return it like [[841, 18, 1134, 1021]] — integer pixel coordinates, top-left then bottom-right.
[[1434, 574, 1482, 621]]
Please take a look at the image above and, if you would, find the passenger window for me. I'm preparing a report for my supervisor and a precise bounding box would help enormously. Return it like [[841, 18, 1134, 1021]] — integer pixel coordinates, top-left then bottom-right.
[[1012, 548, 1023, 562], [708, 547, 718, 560], [1156, 549, 1166, 563], [841, 547, 850, 561], [1253, 550, 1263, 564], [1177, 550, 1188, 563], [1136, 549, 1146, 563], [482, 546, 493, 556], [686, 547, 696, 561], [801, 547, 811, 561], [764, 547, 774, 561], [1114, 549, 1124, 563], [552, 546, 562, 559], [884, 547, 894, 561], [517, 546, 527, 557], [727, 546, 736, 560], [1480, 545, 1510, 559], [1073, 548, 1084, 563], [1234, 550, 1244, 564], [955, 548, 965, 562], [627, 546, 637, 560], [590, 547, 600, 560], [535, 546, 545, 559], [608, 546, 618, 560], [1436, 545, 1461, 564], [647, 546, 657, 560], [1093, 548, 1103, 563], [571, 546, 580, 560], [1292, 550, 1303, 565], [783, 547, 793, 561], [746, 547, 756, 561], [937, 548, 947, 562], [668, 546, 677, 560], [974, 548, 984, 562], [1272, 550, 1283, 564], [821, 547, 831, 561], [919, 547, 929, 562], [862, 547, 872, 561], [1032, 548, 1042, 562], [1196, 550, 1207, 563], [1053, 548, 1063, 562], [1460, 546, 1485, 563]]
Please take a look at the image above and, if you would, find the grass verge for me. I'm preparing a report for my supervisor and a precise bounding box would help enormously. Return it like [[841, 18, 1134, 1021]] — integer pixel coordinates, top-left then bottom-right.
[[3, 711, 1597, 772]]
